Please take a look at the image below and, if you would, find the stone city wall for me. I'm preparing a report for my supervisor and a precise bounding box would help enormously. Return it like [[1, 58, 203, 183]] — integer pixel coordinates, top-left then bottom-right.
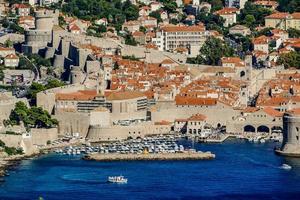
[[87, 122, 171, 142], [31, 128, 58, 146]]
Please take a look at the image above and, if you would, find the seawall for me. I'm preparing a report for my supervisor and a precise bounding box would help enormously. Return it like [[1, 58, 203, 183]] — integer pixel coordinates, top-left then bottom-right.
[[83, 152, 215, 161]]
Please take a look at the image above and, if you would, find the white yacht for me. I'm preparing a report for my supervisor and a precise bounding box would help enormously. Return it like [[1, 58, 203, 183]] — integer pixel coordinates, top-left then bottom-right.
[[108, 176, 128, 184], [280, 164, 292, 170]]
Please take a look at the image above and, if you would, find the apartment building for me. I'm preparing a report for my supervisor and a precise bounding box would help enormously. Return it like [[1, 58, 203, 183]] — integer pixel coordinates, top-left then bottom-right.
[[265, 12, 300, 30], [214, 7, 239, 27], [152, 25, 207, 57]]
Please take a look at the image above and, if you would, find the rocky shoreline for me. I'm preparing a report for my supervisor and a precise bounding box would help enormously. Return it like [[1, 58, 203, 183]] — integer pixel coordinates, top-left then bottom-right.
[[0, 153, 40, 178], [83, 151, 215, 161]]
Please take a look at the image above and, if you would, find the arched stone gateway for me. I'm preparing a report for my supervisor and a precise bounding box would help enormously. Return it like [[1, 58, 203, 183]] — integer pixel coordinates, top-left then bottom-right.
[[257, 125, 270, 133], [244, 125, 255, 132]]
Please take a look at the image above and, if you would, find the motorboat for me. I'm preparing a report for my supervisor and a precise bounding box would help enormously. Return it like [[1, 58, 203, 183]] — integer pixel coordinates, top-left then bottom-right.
[[108, 176, 128, 184], [280, 164, 292, 170], [260, 138, 266, 143]]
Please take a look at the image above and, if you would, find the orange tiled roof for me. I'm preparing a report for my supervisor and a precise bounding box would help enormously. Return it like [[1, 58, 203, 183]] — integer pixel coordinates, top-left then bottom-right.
[[175, 96, 217, 106], [106, 91, 145, 101], [161, 25, 205, 32], [5, 54, 18, 59], [266, 12, 300, 19], [243, 107, 259, 113], [263, 107, 283, 117], [252, 35, 269, 45], [56, 90, 97, 101], [214, 7, 238, 15], [188, 113, 206, 121], [221, 57, 244, 67]]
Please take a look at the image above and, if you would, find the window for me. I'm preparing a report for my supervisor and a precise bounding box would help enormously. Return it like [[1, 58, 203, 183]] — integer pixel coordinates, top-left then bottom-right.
[[297, 136, 299, 141]]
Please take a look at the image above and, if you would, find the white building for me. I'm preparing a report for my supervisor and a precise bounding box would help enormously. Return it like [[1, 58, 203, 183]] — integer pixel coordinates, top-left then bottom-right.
[[152, 25, 207, 57], [4, 54, 19, 67], [214, 7, 239, 27]]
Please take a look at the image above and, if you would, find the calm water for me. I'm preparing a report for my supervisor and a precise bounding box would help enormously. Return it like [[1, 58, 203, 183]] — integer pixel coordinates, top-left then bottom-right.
[[1, 139, 300, 200]]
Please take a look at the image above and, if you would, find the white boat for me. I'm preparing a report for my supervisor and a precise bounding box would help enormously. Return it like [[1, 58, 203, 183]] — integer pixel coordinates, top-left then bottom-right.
[[280, 164, 292, 170], [108, 176, 128, 184], [253, 137, 259, 143], [260, 138, 266, 143]]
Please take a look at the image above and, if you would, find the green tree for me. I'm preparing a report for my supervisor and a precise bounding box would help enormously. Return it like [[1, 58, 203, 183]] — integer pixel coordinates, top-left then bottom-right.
[[62, 0, 139, 30], [27, 79, 64, 105], [27, 82, 46, 103], [254, 27, 273, 37], [278, 0, 300, 13], [188, 36, 234, 65], [139, 26, 146, 33], [287, 28, 300, 38], [277, 52, 300, 69], [8, 101, 58, 129], [0, 140, 5, 148], [125, 34, 137, 46], [238, 2, 272, 28], [197, 12, 225, 34], [149, 11, 162, 23], [244, 14, 255, 28], [4, 39, 13, 48]]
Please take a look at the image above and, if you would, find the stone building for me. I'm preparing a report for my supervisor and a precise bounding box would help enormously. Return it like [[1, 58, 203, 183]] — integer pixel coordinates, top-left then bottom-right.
[[276, 109, 300, 157], [265, 12, 300, 30], [22, 9, 59, 54]]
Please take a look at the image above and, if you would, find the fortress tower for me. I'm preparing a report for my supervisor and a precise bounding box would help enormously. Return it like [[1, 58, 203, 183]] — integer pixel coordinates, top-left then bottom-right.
[[276, 110, 300, 157], [22, 9, 59, 54]]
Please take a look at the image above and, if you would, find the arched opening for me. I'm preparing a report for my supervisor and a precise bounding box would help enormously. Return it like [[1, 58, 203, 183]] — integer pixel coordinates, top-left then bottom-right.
[[257, 125, 270, 133], [271, 126, 283, 133], [244, 125, 255, 132], [240, 71, 246, 77]]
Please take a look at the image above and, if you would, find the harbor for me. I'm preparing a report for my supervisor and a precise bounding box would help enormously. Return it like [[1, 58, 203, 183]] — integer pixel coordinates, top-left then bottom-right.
[[0, 140, 298, 200]]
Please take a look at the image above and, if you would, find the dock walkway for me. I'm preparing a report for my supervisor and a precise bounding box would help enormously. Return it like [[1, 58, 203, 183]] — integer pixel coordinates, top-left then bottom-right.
[[83, 151, 215, 161]]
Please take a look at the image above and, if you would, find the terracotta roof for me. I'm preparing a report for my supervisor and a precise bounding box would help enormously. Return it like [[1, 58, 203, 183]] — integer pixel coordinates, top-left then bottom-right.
[[106, 91, 146, 101], [69, 24, 81, 31], [56, 90, 97, 101], [161, 25, 205, 32], [5, 54, 18, 59], [265, 12, 300, 19], [0, 47, 14, 51], [254, 1, 278, 7], [154, 120, 172, 125], [132, 31, 145, 37], [221, 57, 245, 67], [243, 107, 259, 113], [287, 108, 300, 116], [175, 96, 217, 106], [252, 35, 269, 45], [12, 3, 30, 9], [175, 118, 188, 122], [263, 107, 283, 117], [161, 59, 175, 65], [214, 7, 238, 15], [188, 113, 206, 121]]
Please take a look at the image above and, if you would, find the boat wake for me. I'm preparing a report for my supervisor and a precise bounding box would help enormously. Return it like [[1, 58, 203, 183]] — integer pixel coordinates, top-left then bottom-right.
[[60, 174, 105, 184], [243, 157, 281, 169]]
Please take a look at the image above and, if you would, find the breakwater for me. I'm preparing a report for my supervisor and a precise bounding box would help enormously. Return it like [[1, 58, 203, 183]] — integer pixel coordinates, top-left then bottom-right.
[[83, 151, 215, 161]]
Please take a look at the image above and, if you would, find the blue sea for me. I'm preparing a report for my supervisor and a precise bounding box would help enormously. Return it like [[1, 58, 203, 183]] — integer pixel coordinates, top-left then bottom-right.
[[1, 139, 300, 200]]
